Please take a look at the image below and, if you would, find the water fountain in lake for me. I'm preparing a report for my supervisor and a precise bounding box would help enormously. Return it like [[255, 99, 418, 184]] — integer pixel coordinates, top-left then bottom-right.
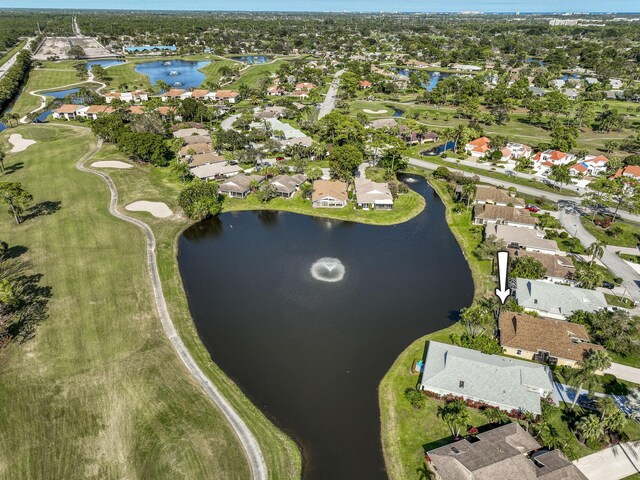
[[164, 61, 172, 66], [404, 177, 417, 183], [169, 70, 179, 76], [172, 82, 182, 87], [310, 257, 346, 283]]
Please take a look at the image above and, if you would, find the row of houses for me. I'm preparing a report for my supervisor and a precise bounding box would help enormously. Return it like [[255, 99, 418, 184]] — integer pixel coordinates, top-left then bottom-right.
[[160, 88, 241, 103], [53, 103, 181, 121], [465, 136, 611, 180], [267, 82, 317, 99]]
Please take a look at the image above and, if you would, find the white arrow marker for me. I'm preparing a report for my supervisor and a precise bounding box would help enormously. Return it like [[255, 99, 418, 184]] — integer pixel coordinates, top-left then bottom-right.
[[495, 251, 511, 305]]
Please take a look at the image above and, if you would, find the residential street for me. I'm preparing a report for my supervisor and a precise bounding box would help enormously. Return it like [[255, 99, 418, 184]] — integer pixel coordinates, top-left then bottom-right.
[[557, 205, 640, 304], [408, 157, 640, 224], [317, 69, 344, 119], [573, 442, 640, 480]]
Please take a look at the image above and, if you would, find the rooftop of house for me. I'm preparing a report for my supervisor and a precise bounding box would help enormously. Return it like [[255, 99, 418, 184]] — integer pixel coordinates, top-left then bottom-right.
[[613, 165, 640, 179], [507, 248, 575, 280], [489, 224, 559, 252], [499, 311, 603, 363], [420, 342, 553, 415], [179, 143, 213, 156], [172, 128, 209, 138], [215, 90, 240, 98], [188, 153, 226, 167], [514, 278, 608, 317], [312, 180, 348, 202], [474, 186, 525, 207], [85, 105, 115, 114], [371, 118, 398, 129], [191, 163, 242, 179], [467, 136, 491, 147], [269, 174, 307, 194], [473, 204, 537, 226], [54, 104, 81, 113], [182, 134, 212, 145], [428, 423, 587, 480], [164, 88, 186, 97], [219, 174, 264, 193], [354, 177, 393, 205]]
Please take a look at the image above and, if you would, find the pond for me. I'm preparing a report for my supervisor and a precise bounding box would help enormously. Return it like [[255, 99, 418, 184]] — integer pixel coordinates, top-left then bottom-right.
[[134, 60, 210, 88], [422, 140, 456, 156], [230, 55, 269, 64], [85, 59, 125, 70], [43, 87, 80, 99], [177, 175, 474, 480], [393, 68, 452, 91]]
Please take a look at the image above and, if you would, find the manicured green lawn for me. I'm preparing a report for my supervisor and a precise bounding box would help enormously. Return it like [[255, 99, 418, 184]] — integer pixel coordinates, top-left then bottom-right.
[[0, 125, 256, 479], [582, 216, 640, 248], [223, 188, 425, 226], [103, 62, 152, 90], [91, 142, 302, 479], [11, 68, 85, 117], [379, 328, 491, 480], [228, 59, 289, 89]]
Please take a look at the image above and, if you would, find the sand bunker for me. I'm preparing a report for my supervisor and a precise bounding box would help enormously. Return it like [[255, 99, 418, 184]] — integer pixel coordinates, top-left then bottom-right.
[[91, 161, 133, 169], [363, 109, 388, 114], [125, 201, 173, 218], [8, 134, 36, 153]]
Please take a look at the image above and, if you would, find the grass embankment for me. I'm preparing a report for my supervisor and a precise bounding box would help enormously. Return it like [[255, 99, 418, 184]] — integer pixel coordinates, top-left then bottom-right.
[[223, 188, 425, 226], [582, 216, 640, 248], [0, 125, 257, 479], [11, 68, 82, 117], [379, 329, 640, 479], [89, 142, 302, 479], [228, 59, 288, 89], [416, 173, 493, 296]]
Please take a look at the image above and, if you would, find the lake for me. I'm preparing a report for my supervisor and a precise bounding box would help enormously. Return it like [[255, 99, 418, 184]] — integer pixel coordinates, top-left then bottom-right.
[[230, 55, 269, 64], [177, 175, 474, 480], [393, 68, 452, 91], [134, 60, 210, 88], [43, 87, 80, 99]]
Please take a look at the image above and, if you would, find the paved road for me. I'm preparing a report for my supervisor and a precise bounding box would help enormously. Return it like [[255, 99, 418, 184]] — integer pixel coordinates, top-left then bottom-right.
[[0, 37, 33, 81], [557, 205, 640, 304], [574, 442, 640, 480], [607, 363, 640, 384], [75, 137, 268, 480], [408, 157, 640, 224], [317, 69, 344, 120], [72, 16, 81, 37], [221, 114, 240, 131]]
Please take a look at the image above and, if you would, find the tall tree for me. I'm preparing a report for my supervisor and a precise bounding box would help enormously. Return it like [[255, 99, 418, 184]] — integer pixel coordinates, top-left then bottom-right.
[[437, 399, 470, 439], [0, 182, 33, 224]]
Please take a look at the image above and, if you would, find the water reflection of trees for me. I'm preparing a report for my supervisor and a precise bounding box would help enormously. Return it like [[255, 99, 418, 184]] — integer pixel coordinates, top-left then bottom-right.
[[183, 216, 224, 241]]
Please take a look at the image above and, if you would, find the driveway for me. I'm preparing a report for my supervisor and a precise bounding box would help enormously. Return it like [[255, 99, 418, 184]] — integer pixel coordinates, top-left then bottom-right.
[[557, 205, 640, 304], [574, 442, 640, 480], [607, 363, 640, 384], [220, 114, 240, 131], [317, 69, 344, 120]]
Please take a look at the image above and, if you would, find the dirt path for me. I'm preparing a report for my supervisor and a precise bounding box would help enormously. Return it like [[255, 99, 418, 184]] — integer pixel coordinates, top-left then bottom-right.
[[74, 136, 268, 480]]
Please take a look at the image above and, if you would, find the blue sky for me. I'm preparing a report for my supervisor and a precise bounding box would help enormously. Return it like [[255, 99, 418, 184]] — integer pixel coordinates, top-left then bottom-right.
[[5, 0, 640, 12]]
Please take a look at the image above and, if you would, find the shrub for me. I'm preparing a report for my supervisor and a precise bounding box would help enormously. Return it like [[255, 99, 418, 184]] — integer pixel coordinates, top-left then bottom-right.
[[404, 388, 426, 410]]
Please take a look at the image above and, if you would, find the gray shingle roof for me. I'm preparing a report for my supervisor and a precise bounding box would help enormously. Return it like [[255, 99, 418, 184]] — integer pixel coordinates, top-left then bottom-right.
[[514, 278, 608, 318], [420, 342, 553, 415]]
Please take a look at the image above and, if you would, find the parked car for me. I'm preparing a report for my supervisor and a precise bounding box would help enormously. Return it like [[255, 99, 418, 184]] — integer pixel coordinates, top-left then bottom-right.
[[602, 281, 615, 289], [525, 204, 540, 213]]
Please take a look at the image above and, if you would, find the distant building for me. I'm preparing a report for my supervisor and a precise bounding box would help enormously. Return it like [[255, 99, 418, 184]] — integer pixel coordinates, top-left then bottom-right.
[[124, 45, 177, 54]]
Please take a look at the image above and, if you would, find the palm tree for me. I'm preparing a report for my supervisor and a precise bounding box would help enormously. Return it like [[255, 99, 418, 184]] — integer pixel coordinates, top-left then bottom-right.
[[0, 147, 5, 174], [549, 164, 572, 191], [587, 241, 605, 266], [437, 399, 470, 439], [567, 350, 612, 410], [461, 182, 477, 207], [576, 414, 605, 444], [482, 407, 509, 425]]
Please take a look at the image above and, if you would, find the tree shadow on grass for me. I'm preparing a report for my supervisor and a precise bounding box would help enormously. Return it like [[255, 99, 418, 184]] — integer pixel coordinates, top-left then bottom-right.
[[0, 243, 27, 260], [2, 162, 24, 175], [4, 272, 52, 344], [23, 200, 62, 222]]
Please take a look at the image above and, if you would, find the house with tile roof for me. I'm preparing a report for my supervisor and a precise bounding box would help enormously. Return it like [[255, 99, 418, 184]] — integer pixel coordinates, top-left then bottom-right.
[[487, 224, 561, 256], [427, 423, 587, 480], [569, 155, 609, 176], [219, 174, 264, 198], [498, 311, 603, 368], [613, 165, 640, 180], [420, 342, 554, 415], [465, 137, 491, 158], [507, 248, 576, 285], [52, 104, 86, 120]]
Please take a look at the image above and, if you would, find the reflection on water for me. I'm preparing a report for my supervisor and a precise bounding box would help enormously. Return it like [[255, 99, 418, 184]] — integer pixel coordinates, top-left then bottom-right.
[[134, 60, 210, 88], [178, 174, 474, 480]]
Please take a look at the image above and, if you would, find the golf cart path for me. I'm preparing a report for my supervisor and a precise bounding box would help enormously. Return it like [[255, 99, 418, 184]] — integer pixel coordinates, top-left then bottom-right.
[[76, 139, 268, 480]]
